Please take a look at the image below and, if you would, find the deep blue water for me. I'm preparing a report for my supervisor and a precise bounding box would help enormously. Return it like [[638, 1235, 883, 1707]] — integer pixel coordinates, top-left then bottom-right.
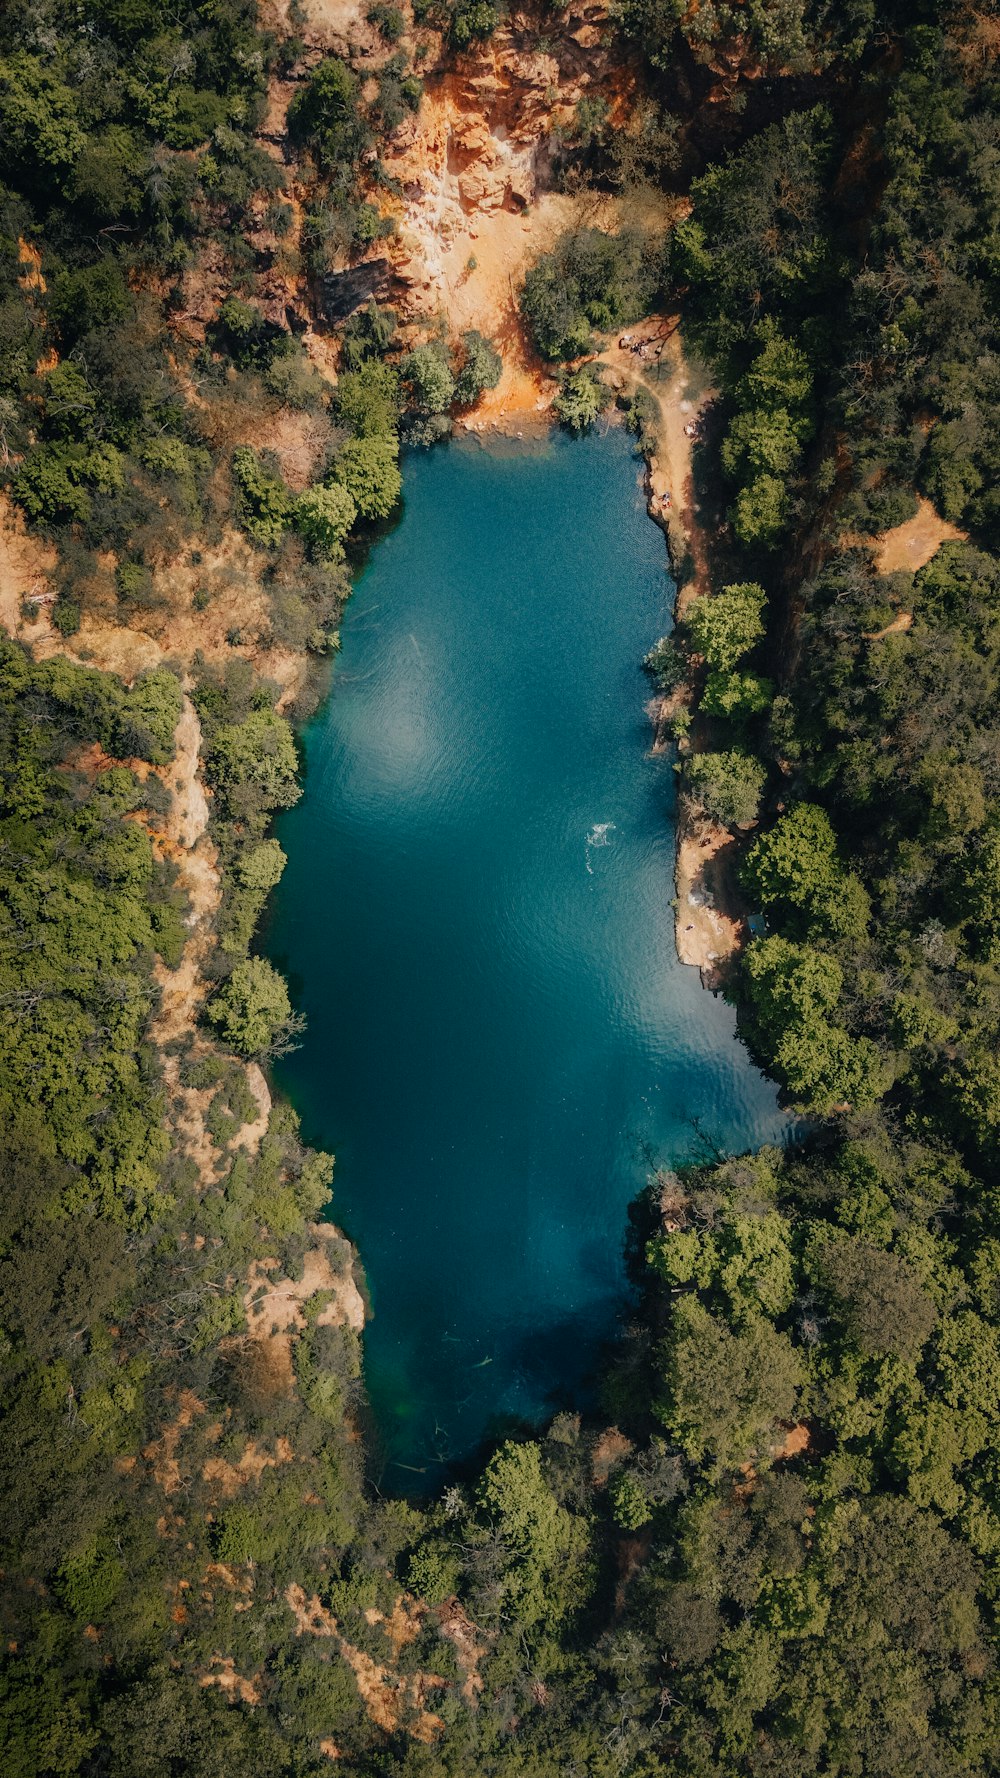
[[266, 428, 790, 1485]]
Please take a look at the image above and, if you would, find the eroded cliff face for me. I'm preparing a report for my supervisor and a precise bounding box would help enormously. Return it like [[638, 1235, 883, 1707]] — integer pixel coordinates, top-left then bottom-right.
[[374, 8, 640, 421], [384, 3, 633, 235], [248, 0, 653, 422]]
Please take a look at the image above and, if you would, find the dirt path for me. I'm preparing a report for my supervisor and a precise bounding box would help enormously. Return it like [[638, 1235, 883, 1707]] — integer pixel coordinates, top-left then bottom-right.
[[145, 696, 236, 1186], [150, 696, 220, 1048], [598, 316, 715, 614]]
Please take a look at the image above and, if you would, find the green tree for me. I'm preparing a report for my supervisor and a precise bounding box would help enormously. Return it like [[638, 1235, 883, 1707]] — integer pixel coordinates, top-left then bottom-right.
[[287, 57, 368, 171], [206, 708, 300, 820], [658, 1296, 802, 1470], [453, 329, 502, 406], [733, 473, 789, 545], [334, 360, 400, 437], [686, 582, 767, 672], [701, 668, 773, 718], [744, 936, 889, 1112], [609, 1470, 653, 1530], [400, 342, 455, 415], [742, 802, 870, 941], [294, 482, 357, 558], [815, 1237, 937, 1362], [207, 958, 299, 1057], [962, 822, 1000, 960], [232, 447, 292, 546], [331, 435, 401, 520], [687, 749, 766, 825], [0, 54, 85, 187], [475, 1441, 593, 1627], [553, 365, 610, 432], [237, 840, 286, 892]]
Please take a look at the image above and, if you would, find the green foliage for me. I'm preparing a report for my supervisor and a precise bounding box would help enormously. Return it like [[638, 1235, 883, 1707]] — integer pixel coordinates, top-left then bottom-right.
[[962, 825, 1000, 960], [121, 671, 183, 765], [58, 1538, 125, 1622], [0, 53, 86, 189], [8, 12, 1000, 1777], [609, 1469, 652, 1530], [644, 634, 685, 690], [237, 839, 286, 894], [294, 481, 357, 559], [288, 57, 369, 171], [701, 667, 773, 718], [453, 329, 503, 407], [659, 1295, 802, 1469], [452, 0, 499, 44], [204, 706, 300, 824], [339, 300, 398, 371], [368, 3, 406, 41], [815, 1237, 937, 1363], [521, 227, 664, 361], [743, 935, 889, 1112], [686, 749, 766, 826], [0, 641, 178, 1235], [211, 295, 284, 370], [400, 341, 456, 416], [12, 442, 123, 528], [334, 359, 401, 437], [742, 802, 870, 942], [231, 446, 293, 546], [476, 1441, 593, 1627], [331, 434, 402, 520], [553, 364, 611, 432], [207, 957, 299, 1058], [686, 581, 766, 672]]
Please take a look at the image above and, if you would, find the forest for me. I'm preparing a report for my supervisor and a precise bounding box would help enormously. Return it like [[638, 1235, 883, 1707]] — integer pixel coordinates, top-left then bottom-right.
[[4, 0, 1000, 1774]]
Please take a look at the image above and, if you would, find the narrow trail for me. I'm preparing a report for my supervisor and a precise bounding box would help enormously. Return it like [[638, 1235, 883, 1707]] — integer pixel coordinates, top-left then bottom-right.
[[150, 695, 221, 1050], [146, 694, 235, 1187]]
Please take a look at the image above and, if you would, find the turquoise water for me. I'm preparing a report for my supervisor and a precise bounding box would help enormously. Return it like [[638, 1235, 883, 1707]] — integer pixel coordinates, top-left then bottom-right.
[[266, 428, 790, 1485]]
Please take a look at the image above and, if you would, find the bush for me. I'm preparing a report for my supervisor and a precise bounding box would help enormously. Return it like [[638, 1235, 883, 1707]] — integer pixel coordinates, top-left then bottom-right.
[[644, 635, 686, 690], [367, 3, 406, 40], [340, 301, 398, 371], [52, 597, 81, 636], [115, 561, 155, 607]]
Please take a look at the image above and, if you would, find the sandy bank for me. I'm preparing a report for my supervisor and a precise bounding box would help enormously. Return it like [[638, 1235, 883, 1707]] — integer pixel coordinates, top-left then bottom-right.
[[600, 324, 742, 985], [674, 815, 746, 990]]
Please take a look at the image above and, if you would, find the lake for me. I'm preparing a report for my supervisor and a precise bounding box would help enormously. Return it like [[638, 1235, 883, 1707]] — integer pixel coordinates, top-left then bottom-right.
[[265, 426, 791, 1486]]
